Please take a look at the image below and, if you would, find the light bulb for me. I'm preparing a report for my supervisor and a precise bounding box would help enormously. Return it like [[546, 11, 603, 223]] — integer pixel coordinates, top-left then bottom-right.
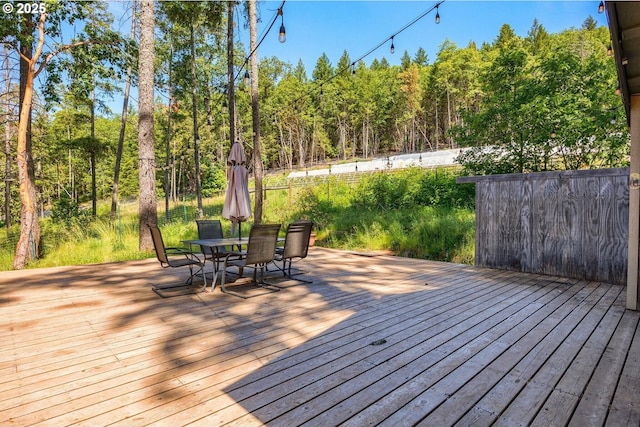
[[277, 8, 286, 43], [390, 37, 395, 54], [598, 1, 604, 14]]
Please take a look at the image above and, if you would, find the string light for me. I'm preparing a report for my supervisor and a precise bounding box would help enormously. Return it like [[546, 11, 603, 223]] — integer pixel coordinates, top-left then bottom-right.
[[598, 1, 604, 14], [279, 1, 444, 113], [615, 85, 621, 95], [278, 7, 286, 43], [244, 70, 250, 86], [390, 36, 395, 54], [607, 44, 613, 56], [232, 1, 286, 84]]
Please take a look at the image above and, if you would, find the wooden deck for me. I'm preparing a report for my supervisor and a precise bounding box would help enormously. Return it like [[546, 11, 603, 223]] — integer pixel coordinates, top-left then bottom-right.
[[1, 247, 639, 426]]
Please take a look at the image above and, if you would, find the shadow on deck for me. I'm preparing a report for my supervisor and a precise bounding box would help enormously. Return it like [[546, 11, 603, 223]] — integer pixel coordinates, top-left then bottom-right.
[[0, 248, 638, 426]]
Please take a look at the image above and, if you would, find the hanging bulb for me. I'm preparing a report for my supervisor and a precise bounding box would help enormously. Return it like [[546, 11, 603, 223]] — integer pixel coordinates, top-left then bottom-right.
[[390, 36, 395, 54], [607, 44, 613, 56], [244, 70, 250, 86], [222, 99, 228, 114], [435, 5, 440, 24], [598, 1, 604, 13], [278, 8, 286, 43], [551, 130, 557, 138], [616, 85, 621, 95], [279, 23, 286, 43], [610, 114, 617, 124]]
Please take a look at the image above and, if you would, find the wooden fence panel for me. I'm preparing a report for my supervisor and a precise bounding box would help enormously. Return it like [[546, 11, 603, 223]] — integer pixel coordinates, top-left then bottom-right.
[[458, 168, 629, 286]]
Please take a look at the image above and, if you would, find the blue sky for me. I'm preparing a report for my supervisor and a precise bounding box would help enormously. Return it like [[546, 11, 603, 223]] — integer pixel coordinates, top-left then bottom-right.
[[99, 0, 608, 112], [245, 1, 608, 73]]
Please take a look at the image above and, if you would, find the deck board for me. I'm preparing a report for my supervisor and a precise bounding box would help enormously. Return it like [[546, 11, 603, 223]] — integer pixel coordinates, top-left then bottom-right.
[[1, 248, 638, 426]]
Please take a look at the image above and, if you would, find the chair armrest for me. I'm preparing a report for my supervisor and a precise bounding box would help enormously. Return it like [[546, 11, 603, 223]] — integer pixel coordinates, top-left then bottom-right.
[[166, 247, 203, 263]]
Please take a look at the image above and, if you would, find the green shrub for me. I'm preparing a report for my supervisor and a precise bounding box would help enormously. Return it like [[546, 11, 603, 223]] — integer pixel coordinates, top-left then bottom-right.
[[291, 168, 476, 264], [354, 168, 475, 210]]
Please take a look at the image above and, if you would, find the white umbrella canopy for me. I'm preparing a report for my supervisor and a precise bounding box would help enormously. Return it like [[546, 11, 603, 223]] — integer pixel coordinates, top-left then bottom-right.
[[222, 142, 252, 238]]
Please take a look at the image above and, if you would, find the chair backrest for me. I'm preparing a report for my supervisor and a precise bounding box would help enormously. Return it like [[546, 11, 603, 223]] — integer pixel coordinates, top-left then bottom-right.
[[282, 220, 314, 259], [244, 224, 281, 265], [196, 219, 224, 255], [196, 219, 224, 240], [148, 224, 169, 266]]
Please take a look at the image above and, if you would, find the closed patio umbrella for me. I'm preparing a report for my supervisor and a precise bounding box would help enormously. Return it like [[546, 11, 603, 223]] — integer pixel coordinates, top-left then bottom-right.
[[222, 141, 252, 238]]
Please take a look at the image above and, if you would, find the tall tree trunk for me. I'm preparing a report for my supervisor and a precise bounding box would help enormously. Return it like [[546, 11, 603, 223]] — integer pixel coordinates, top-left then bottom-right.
[[249, 0, 263, 224], [138, 0, 156, 250], [165, 45, 172, 222], [435, 94, 439, 150], [14, 14, 43, 269], [227, 1, 236, 146], [339, 120, 347, 160], [111, 0, 137, 221], [190, 25, 203, 218], [4, 45, 12, 230], [297, 122, 306, 168], [90, 80, 97, 217]]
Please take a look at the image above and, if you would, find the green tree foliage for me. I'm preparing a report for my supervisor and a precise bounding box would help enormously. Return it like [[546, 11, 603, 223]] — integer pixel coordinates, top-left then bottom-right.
[[2, 6, 628, 261], [452, 20, 627, 174]]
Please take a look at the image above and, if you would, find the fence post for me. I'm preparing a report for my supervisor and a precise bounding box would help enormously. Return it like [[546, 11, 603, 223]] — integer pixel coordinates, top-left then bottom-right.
[[328, 166, 331, 199]]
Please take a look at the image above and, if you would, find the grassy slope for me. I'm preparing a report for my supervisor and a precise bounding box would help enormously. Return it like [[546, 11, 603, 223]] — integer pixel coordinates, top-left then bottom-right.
[[0, 168, 475, 270]]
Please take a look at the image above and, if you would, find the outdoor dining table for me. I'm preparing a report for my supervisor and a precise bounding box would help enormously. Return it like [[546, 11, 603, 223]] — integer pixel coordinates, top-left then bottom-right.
[[182, 237, 284, 292], [182, 237, 284, 252], [183, 237, 249, 249], [182, 237, 250, 267]]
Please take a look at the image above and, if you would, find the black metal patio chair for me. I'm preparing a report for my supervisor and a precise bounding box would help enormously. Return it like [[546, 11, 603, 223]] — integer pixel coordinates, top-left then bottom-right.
[[272, 220, 314, 284], [218, 223, 281, 298], [148, 224, 206, 294], [195, 219, 242, 272]]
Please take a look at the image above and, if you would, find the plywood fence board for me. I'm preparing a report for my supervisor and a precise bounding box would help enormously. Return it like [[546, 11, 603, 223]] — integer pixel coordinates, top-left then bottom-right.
[[458, 168, 629, 285]]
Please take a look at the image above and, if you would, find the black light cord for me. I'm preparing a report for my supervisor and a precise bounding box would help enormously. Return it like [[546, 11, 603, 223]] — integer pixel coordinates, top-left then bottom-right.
[[283, 0, 445, 112]]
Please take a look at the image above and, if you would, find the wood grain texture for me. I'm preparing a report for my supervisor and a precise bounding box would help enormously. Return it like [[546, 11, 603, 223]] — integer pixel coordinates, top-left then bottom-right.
[[1, 249, 638, 426], [459, 168, 629, 285]]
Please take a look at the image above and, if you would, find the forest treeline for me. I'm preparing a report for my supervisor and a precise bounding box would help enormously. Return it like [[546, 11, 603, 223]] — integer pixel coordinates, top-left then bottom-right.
[[1, 2, 629, 265]]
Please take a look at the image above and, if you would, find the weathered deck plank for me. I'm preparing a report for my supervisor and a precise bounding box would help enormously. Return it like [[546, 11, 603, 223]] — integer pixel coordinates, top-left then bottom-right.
[[0, 248, 638, 427]]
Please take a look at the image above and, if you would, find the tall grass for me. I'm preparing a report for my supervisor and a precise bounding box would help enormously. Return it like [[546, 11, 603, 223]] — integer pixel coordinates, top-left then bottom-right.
[[0, 167, 476, 270], [294, 168, 476, 264]]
